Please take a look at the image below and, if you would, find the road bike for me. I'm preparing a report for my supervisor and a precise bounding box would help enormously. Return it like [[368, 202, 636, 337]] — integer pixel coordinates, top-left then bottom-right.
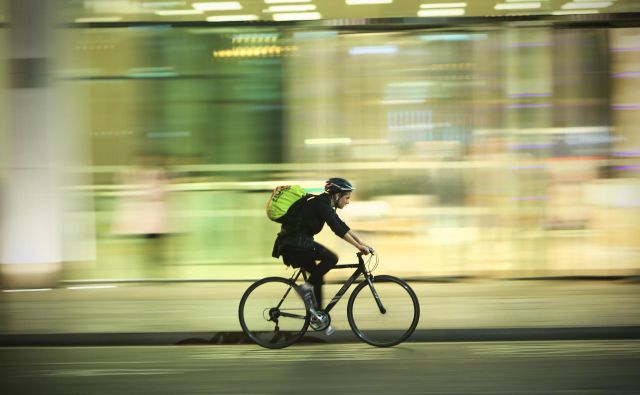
[[238, 252, 420, 349]]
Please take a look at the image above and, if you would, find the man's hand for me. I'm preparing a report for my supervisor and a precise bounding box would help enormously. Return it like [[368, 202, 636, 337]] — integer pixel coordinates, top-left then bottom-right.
[[358, 244, 374, 255]]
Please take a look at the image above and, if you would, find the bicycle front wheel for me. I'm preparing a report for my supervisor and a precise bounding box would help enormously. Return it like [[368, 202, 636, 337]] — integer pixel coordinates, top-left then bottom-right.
[[238, 277, 310, 349], [347, 275, 420, 347]]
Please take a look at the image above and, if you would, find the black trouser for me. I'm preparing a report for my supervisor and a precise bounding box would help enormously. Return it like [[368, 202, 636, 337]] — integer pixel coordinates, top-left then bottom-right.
[[282, 242, 338, 309]]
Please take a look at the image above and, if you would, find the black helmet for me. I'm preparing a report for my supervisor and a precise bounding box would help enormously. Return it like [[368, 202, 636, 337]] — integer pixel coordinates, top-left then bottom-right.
[[325, 178, 355, 194]]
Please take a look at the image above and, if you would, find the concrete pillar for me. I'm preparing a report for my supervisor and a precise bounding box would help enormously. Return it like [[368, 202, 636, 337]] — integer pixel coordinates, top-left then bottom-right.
[[1, 0, 61, 288]]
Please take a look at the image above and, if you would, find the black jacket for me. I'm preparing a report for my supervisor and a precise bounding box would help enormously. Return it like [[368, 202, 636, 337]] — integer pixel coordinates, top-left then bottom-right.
[[272, 193, 350, 258]]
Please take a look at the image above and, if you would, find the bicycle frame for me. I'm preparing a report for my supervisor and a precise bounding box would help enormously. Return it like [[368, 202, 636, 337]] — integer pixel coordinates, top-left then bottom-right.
[[288, 252, 385, 314]]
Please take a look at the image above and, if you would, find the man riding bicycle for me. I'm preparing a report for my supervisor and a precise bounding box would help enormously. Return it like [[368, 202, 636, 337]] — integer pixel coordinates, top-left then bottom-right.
[[271, 177, 374, 322]]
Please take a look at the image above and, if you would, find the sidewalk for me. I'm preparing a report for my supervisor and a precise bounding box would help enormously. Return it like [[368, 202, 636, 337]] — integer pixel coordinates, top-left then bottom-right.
[[1, 279, 639, 345]]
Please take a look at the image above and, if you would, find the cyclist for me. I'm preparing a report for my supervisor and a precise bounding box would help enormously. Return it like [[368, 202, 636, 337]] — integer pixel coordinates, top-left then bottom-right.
[[271, 177, 374, 321]]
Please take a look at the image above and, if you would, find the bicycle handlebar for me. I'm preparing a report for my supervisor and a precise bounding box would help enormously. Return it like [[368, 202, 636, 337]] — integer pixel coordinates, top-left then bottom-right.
[[356, 248, 375, 258]]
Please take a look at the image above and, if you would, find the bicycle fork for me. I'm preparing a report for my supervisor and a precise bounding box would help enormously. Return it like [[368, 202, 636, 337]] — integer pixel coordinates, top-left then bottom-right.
[[366, 275, 387, 314]]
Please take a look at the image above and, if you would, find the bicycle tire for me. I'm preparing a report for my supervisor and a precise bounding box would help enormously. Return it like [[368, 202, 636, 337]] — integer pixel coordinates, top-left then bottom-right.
[[347, 275, 420, 347], [238, 277, 310, 349]]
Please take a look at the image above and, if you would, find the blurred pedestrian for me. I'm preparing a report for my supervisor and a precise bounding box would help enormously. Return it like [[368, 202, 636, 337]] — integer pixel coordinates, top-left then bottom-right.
[[111, 153, 172, 276]]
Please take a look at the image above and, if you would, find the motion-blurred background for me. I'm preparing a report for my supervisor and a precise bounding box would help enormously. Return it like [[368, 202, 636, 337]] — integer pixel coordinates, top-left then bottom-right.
[[1, 0, 640, 287]]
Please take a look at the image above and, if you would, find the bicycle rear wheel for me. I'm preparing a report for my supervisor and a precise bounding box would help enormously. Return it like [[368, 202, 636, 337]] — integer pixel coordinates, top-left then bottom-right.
[[238, 277, 310, 349], [347, 275, 420, 347]]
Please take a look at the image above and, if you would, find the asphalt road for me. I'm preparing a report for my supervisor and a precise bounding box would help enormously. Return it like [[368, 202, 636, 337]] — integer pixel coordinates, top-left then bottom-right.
[[3, 341, 640, 394]]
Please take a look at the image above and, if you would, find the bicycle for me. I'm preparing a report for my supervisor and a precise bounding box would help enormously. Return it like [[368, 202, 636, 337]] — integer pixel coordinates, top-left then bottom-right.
[[238, 252, 420, 349]]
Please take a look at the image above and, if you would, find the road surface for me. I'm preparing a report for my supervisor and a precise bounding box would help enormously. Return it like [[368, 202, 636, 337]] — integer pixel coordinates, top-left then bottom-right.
[[3, 341, 640, 394]]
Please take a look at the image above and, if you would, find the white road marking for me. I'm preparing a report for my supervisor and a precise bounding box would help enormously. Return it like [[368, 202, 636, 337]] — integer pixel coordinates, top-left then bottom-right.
[[40, 368, 209, 377], [40, 361, 167, 365], [67, 285, 118, 290]]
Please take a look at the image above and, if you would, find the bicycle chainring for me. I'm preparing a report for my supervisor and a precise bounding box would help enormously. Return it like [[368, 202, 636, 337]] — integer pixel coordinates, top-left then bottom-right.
[[309, 310, 331, 331]]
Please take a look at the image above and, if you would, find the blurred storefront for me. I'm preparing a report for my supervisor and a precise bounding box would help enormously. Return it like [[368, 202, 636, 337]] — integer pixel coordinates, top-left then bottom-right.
[[2, 1, 640, 284]]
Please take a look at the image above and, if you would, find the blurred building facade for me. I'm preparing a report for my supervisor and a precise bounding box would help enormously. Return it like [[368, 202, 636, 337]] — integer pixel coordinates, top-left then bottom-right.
[[1, 1, 639, 285]]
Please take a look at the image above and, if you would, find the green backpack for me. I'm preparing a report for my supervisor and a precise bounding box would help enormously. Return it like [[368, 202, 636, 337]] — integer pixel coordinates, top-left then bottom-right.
[[266, 185, 307, 223]]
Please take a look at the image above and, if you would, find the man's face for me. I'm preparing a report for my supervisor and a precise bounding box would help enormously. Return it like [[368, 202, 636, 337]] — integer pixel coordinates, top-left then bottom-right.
[[337, 192, 351, 209]]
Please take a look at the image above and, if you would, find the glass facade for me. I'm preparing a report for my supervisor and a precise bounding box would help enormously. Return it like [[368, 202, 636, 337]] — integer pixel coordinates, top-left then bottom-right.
[[1, 0, 7, 196], [6, 16, 640, 280]]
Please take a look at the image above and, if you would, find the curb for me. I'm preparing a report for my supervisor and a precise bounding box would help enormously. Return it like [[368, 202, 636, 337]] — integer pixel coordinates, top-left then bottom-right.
[[2, 326, 640, 347]]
